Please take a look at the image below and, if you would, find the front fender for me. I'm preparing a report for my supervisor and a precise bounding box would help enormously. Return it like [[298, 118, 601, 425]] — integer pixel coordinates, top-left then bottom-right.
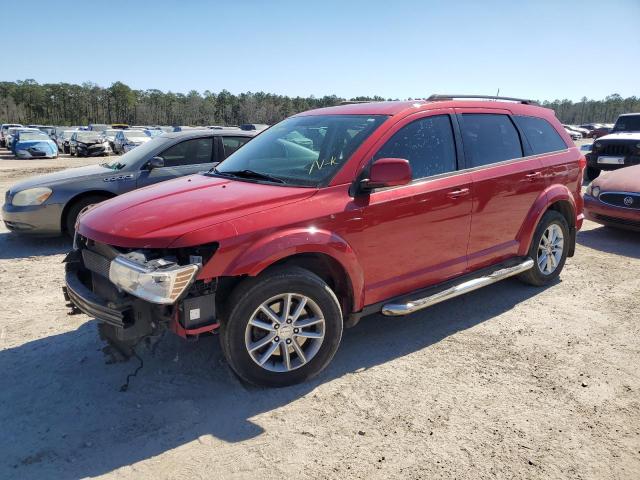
[[219, 227, 366, 311], [517, 184, 576, 257]]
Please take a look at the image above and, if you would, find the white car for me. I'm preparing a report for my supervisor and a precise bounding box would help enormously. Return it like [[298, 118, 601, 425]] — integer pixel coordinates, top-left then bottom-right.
[[113, 129, 151, 153]]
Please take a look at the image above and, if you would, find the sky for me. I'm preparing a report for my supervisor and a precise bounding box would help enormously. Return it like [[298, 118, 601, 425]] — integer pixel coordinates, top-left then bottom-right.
[[2, 0, 639, 102]]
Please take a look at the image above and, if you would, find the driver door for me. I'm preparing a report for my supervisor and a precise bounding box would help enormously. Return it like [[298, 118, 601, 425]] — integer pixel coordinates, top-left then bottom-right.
[[137, 137, 216, 188]]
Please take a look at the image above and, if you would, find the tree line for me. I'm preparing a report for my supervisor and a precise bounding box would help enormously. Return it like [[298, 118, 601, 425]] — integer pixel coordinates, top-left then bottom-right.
[[0, 79, 637, 127]]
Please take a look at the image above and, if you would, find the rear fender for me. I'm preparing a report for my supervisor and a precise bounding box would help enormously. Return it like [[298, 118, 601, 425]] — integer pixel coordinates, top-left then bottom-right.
[[517, 184, 576, 257], [221, 228, 365, 311]]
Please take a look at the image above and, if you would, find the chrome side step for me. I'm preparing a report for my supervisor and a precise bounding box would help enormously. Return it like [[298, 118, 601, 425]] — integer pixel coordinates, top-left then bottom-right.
[[381, 258, 534, 316]]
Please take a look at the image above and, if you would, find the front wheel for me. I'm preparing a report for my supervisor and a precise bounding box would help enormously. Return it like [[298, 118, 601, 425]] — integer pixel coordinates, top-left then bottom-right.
[[518, 210, 570, 286], [220, 267, 343, 387]]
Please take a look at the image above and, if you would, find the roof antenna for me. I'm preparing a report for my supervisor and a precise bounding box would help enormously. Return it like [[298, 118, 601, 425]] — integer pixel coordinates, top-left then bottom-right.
[[496, 88, 500, 96]]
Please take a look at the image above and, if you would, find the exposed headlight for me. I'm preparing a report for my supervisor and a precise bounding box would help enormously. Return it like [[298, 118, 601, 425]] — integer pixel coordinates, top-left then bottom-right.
[[12, 187, 53, 206], [109, 255, 200, 304]]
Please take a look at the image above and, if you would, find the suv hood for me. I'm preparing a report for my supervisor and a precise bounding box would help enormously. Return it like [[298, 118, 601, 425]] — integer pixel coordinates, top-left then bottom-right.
[[78, 174, 317, 248], [597, 131, 640, 142], [9, 164, 113, 191]]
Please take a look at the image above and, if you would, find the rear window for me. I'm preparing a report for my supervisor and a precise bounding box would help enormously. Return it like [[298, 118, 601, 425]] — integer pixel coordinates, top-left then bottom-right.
[[514, 116, 567, 154], [460, 114, 523, 167]]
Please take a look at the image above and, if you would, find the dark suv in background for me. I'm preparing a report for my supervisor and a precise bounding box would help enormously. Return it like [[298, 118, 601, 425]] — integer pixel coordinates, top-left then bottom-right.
[[585, 113, 640, 180]]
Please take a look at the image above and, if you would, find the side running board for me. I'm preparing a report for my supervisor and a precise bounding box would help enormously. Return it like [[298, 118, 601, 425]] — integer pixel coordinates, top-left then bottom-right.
[[381, 258, 534, 316]]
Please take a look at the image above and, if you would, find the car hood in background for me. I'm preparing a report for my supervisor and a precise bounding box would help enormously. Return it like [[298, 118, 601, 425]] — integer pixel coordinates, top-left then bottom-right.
[[596, 132, 640, 142], [592, 164, 640, 193], [8, 164, 113, 191], [78, 174, 316, 248]]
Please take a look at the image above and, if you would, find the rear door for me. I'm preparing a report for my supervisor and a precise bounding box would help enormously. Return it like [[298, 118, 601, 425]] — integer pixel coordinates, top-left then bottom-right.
[[219, 135, 252, 160], [137, 137, 215, 188], [347, 110, 473, 305], [456, 109, 546, 270]]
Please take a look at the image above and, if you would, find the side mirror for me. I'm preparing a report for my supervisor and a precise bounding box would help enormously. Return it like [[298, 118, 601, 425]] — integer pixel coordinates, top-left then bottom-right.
[[361, 158, 412, 190], [147, 156, 165, 169]]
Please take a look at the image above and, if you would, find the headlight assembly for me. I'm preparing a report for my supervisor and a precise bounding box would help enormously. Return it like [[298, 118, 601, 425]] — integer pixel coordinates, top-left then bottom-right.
[[109, 255, 200, 304], [12, 187, 52, 206]]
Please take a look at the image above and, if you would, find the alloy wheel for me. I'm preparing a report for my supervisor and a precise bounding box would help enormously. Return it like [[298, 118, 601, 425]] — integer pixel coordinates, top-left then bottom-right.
[[244, 293, 325, 373], [537, 223, 564, 275]]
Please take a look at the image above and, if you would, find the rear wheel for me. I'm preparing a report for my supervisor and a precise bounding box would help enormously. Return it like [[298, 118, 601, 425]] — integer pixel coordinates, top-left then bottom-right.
[[518, 210, 569, 286], [220, 267, 343, 387], [64, 195, 108, 237]]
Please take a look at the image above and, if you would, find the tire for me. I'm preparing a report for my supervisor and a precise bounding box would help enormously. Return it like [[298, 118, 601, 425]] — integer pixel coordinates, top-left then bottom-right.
[[70, 148, 75, 157], [585, 166, 600, 181], [518, 210, 570, 287], [64, 194, 108, 237], [220, 266, 343, 387]]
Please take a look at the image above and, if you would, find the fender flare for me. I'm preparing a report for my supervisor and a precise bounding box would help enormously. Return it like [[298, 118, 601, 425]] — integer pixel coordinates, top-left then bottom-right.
[[222, 228, 366, 311], [517, 184, 576, 257]]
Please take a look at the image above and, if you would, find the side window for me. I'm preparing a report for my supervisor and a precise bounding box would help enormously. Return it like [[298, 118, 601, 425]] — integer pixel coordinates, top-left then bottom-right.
[[159, 138, 214, 167], [513, 116, 567, 154], [460, 114, 523, 167], [221, 136, 251, 158], [373, 115, 457, 180]]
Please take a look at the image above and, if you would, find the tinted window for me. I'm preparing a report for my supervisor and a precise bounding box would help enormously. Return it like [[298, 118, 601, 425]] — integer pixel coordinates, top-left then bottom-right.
[[514, 116, 567, 154], [221, 136, 251, 158], [160, 138, 213, 167], [373, 115, 457, 179], [460, 114, 523, 167]]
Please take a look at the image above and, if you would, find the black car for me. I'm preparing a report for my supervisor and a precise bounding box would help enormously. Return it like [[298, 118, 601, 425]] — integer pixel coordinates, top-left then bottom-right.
[[70, 131, 111, 157], [2, 129, 257, 236], [585, 113, 640, 180]]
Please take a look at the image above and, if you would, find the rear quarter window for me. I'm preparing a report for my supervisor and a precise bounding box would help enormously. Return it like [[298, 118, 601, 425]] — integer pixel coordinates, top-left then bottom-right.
[[514, 116, 568, 155]]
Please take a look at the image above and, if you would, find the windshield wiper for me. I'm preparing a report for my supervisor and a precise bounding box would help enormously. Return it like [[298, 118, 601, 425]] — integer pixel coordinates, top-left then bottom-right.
[[213, 168, 286, 184]]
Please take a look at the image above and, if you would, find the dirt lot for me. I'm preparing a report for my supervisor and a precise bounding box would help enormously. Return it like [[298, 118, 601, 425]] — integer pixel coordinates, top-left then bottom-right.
[[0, 146, 639, 480]]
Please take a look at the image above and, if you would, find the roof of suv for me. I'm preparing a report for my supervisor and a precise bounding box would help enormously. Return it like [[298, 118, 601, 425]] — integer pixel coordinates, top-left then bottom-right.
[[162, 129, 259, 140], [299, 99, 554, 118]]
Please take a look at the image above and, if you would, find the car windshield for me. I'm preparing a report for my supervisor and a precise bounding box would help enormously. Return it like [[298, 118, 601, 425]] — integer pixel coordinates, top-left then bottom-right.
[[76, 132, 103, 142], [612, 115, 640, 132], [213, 114, 387, 187], [19, 132, 49, 141], [102, 136, 171, 170], [125, 130, 148, 139]]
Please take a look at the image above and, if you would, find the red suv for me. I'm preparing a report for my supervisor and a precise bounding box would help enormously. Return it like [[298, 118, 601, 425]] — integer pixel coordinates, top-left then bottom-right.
[[64, 95, 585, 387]]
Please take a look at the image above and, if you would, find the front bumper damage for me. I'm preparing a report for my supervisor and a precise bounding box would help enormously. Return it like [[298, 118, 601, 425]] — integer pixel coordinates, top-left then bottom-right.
[[63, 242, 219, 346]]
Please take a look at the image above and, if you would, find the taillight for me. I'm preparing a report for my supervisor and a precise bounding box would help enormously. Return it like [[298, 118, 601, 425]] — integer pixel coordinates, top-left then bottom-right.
[[579, 155, 586, 169]]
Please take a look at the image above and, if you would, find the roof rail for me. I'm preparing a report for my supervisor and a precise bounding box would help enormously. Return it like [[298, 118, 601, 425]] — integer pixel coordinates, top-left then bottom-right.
[[427, 94, 537, 105], [339, 100, 380, 105]]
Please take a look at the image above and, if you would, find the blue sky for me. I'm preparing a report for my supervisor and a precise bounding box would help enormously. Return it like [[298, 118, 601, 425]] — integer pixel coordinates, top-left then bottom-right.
[[2, 0, 639, 101]]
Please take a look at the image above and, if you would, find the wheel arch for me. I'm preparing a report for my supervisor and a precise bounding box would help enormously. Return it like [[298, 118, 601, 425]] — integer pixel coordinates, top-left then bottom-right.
[[61, 190, 117, 233], [517, 185, 577, 258], [218, 228, 365, 313]]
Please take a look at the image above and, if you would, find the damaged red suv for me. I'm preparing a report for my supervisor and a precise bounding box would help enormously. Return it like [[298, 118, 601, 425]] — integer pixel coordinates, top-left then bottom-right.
[[64, 95, 585, 387]]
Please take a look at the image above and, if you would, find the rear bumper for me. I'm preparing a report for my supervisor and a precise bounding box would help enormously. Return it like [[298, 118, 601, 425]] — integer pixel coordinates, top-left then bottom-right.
[[2, 202, 64, 235], [584, 194, 640, 231]]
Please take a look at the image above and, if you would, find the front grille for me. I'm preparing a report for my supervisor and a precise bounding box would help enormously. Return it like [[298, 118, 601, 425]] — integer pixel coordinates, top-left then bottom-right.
[[594, 214, 640, 229], [81, 249, 111, 278], [599, 192, 640, 210], [599, 143, 633, 156]]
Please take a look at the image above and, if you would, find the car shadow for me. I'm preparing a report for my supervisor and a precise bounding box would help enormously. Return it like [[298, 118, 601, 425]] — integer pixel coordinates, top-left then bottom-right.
[[0, 278, 551, 479], [0, 232, 70, 259], [577, 225, 640, 259]]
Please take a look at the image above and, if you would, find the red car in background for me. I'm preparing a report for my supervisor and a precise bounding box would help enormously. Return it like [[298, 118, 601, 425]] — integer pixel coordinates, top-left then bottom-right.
[[584, 164, 640, 231], [64, 94, 585, 387]]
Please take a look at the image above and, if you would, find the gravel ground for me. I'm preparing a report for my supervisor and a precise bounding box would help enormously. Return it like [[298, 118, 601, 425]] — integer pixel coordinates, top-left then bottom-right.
[[0, 145, 638, 480]]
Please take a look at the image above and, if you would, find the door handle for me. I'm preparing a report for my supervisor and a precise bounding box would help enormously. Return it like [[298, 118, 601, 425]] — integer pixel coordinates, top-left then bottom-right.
[[525, 171, 542, 180], [447, 188, 470, 199]]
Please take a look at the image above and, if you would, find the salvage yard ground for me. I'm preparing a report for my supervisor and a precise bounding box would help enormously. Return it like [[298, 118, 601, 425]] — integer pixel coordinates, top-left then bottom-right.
[[0, 143, 638, 479]]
